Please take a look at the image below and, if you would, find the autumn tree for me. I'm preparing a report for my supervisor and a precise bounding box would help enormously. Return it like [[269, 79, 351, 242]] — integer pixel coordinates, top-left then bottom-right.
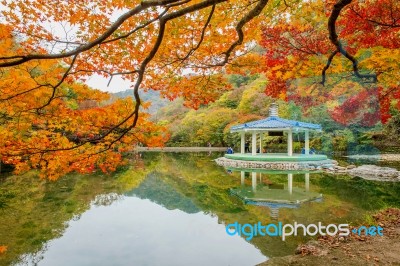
[[0, 0, 272, 178], [0, 79, 167, 179], [0, 24, 169, 179], [260, 0, 399, 125]]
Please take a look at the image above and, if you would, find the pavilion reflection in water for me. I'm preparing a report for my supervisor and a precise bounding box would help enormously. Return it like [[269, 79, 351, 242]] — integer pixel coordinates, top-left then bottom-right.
[[229, 169, 323, 219]]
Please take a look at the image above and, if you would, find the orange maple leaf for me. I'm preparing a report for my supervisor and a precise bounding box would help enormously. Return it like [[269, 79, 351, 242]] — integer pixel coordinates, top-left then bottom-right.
[[0, 245, 8, 254]]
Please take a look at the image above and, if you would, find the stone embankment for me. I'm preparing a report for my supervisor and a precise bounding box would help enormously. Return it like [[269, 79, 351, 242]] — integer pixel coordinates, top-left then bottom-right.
[[328, 164, 400, 181], [215, 157, 400, 181], [215, 157, 338, 171]]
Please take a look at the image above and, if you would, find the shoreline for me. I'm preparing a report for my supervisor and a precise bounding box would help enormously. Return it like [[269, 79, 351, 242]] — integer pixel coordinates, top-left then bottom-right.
[[259, 208, 400, 266], [133, 147, 227, 152], [346, 154, 400, 161]]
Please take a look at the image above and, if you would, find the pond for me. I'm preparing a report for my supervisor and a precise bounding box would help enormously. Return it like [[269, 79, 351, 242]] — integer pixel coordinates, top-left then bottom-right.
[[1, 152, 400, 265]]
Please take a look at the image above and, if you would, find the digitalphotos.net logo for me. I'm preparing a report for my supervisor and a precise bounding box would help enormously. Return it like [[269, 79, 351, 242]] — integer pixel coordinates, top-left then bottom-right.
[[226, 222, 384, 241]]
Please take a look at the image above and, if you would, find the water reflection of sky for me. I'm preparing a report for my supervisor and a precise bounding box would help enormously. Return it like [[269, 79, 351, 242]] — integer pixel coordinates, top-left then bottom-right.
[[29, 196, 266, 266]]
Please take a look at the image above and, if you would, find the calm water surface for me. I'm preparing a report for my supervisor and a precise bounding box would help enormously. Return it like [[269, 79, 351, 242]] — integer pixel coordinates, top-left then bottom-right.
[[1, 152, 400, 266]]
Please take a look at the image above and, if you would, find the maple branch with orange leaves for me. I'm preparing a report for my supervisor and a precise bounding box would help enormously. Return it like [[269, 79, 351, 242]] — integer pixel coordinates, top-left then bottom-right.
[[0, 0, 269, 159]]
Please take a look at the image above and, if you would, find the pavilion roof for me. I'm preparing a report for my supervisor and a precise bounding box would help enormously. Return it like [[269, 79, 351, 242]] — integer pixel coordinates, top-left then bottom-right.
[[230, 116, 322, 132]]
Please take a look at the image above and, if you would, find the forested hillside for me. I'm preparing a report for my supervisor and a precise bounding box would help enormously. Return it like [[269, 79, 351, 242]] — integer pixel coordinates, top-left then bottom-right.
[[154, 74, 400, 153], [111, 89, 171, 115]]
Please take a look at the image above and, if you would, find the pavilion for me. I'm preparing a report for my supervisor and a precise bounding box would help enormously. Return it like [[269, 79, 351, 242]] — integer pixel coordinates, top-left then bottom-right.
[[227, 103, 327, 162]]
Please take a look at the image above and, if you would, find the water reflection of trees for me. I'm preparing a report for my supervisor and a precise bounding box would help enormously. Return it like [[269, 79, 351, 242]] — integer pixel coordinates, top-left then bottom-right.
[[92, 193, 122, 207], [0, 167, 148, 266], [2, 152, 400, 264], [147, 153, 400, 257]]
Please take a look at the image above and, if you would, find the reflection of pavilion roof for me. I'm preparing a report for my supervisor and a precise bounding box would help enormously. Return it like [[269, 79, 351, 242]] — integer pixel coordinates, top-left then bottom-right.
[[230, 187, 322, 204], [244, 198, 323, 220], [245, 201, 300, 209], [230, 117, 321, 132], [244, 197, 323, 208], [231, 186, 322, 220], [125, 172, 200, 214], [229, 168, 323, 219]]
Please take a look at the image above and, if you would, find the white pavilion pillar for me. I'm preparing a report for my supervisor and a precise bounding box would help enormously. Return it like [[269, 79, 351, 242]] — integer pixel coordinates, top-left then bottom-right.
[[259, 133, 263, 154], [305, 173, 310, 192], [252, 172, 257, 191], [241, 171, 245, 185], [305, 130, 310, 155], [240, 131, 245, 154], [288, 173, 293, 195], [287, 130, 293, 156], [252, 131, 257, 155]]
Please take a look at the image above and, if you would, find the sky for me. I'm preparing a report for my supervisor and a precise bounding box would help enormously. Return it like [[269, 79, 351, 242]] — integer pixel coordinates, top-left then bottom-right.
[[85, 74, 132, 93]]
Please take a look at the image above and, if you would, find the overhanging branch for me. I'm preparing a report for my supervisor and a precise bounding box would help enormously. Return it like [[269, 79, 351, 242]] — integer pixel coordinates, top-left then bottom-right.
[[0, 0, 180, 68], [327, 0, 377, 83], [321, 49, 338, 85]]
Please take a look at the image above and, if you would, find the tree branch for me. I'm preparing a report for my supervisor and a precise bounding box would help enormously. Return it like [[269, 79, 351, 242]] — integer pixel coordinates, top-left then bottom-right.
[[1, 0, 271, 160], [35, 54, 79, 111], [349, 6, 400, 28], [321, 49, 338, 85], [209, 0, 269, 67], [0, 0, 180, 67], [176, 4, 216, 61], [328, 0, 377, 83]]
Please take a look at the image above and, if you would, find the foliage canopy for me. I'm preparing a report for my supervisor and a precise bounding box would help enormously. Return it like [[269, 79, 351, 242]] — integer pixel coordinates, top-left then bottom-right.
[[0, 0, 399, 178]]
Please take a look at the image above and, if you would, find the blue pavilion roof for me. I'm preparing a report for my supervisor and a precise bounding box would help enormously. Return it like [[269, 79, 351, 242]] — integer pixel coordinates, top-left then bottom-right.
[[230, 116, 322, 132]]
